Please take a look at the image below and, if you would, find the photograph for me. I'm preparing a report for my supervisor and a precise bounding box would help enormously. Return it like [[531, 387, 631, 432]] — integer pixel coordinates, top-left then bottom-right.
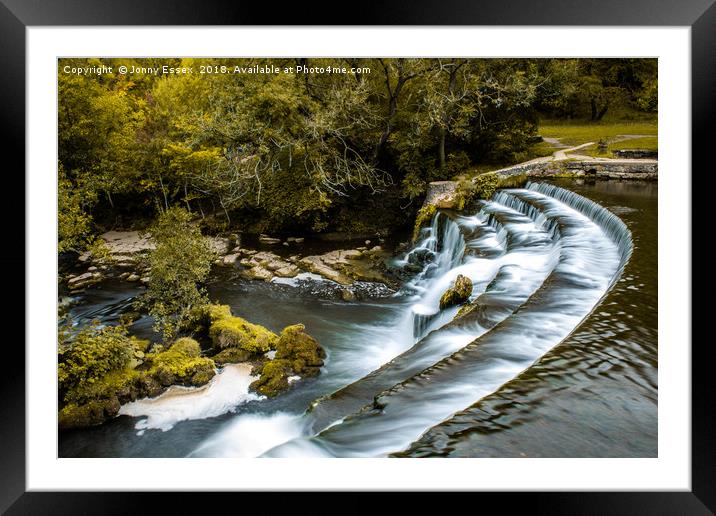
[[56, 56, 659, 459]]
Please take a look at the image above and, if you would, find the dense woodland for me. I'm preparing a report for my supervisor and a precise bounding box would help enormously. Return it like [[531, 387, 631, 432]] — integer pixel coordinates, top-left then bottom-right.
[[58, 57, 657, 253]]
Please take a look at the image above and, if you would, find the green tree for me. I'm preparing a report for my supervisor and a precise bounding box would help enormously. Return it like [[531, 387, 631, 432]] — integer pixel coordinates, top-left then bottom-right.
[[139, 207, 215, 340]]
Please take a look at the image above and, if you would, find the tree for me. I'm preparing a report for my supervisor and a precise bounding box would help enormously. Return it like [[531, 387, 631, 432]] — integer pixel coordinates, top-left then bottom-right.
[[138, 207, 215, 340]]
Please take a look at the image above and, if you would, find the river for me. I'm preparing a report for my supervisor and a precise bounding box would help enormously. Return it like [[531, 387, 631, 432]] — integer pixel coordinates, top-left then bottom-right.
[[58, 179, 657, 458]]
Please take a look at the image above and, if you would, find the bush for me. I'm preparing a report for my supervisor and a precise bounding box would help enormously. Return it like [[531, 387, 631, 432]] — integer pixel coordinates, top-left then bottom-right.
[[138, 207, 215, 340], [58, 321, 135, 400]]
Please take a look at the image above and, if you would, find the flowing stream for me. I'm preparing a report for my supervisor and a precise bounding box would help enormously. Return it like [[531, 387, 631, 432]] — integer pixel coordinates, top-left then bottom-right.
[[58, 179, 656, 458]]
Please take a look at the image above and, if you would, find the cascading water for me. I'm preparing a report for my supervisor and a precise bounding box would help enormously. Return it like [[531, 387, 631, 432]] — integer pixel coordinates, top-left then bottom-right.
[[188, 181, 632, 458], [254, 182, 632, 457]]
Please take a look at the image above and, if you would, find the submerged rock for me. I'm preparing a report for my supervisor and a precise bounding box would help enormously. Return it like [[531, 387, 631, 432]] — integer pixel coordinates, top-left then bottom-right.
[[439, 274, 473, 309], [259, 234, 282, 245]]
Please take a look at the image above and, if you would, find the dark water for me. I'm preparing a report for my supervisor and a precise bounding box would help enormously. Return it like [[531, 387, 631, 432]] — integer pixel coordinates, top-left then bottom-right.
[[58, 179, 657, 458], [398, 179, 657, 457]]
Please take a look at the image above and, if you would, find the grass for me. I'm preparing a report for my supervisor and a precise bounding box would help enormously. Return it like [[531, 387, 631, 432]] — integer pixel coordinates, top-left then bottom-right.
[[539, 119, 658, 147], [453, 116, 658, 179]]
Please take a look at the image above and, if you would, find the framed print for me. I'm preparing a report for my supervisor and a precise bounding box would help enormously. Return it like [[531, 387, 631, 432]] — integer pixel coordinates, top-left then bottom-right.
[[2, 0, 711, 512]]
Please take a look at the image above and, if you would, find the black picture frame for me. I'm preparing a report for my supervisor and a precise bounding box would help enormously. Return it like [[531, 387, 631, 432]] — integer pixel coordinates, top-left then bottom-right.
[[2, 0, 709, 513]]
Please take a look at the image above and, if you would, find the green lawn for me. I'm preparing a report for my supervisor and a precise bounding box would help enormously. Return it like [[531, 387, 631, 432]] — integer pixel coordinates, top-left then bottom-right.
[[539, 119, 658, 147], [456, 118, 658, 179]]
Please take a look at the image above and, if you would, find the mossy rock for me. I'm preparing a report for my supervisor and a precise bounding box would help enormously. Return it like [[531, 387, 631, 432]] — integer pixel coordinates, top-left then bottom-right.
[[275, 324, 326, 375], [248, 324, 325, 398], [212, 347, 254, 365], [249, 359, 293, 398], [209, 316, 278, 353], [412, 204, 437, 242], [58, 398, 121, 430], [181, 303, 233, 336], [147, 337, 216, 387], [439, 274, 473, 310]]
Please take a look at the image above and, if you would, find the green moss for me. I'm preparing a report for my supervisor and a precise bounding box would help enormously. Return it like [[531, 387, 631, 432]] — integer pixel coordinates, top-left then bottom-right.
[[412, 204, 437, 242], [472, 172, 500, 200], [209, 315, 278, 353], [249, 359, 293, 398], [439, 274, 473, 310], [147, 337, 215, 387], [248, 324, 325, 398], [59, 399, 121, 430], [181, 303, 233, 336], [212, 347, 253, 365], [496, 173, 528, 189], [275, 324, 326, 376]]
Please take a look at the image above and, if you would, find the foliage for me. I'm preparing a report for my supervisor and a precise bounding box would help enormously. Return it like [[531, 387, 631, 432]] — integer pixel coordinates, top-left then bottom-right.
[[208, 313, 279, 353], [138, 207, 215, 340], [472, 172, 500, 201], [57, 58, 658, 239], [58, 164, 96, 253], [146, 337, 215, 386], [58, 321, 135, 402], [412, 204, 437, 241]]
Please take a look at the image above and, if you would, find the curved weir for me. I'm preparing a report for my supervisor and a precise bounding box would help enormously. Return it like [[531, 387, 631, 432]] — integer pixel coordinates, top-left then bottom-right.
[[192, 182, 632, 458]]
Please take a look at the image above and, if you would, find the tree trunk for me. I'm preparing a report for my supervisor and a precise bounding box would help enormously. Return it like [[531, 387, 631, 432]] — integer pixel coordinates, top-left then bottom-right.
[[596, 103, 609, 121], [590, 97, 598, 121], [438, 126, 446, 169]]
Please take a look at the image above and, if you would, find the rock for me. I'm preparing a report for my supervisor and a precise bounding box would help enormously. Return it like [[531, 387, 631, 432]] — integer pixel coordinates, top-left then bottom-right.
[[294, 238, 304, 244], [240, 265, 274, 281], [274, 265, 300, 278], [439, 274, 473, 309], [140, 276, 150, 284], [126, 274, 140, 282], [88, 266, 98, 272], [365, 240, 371, 246], [283, 242, 289, 246], [249, 359, 293, 398], [298, 255, 353, 285], [212, 347, 253, 365], [209, 237, 231, 255], [209, 312, 278, 353], [259, 234, 281, 245], [341, 249, 363, 259], [249, 324, 325, 398], [222, 253, 239, 266], [341, 288, 356, 302], [58, 398, 121, 430], [78, 251, 91, 263], [67, 272, 102, 289], [274, 324, 326, 377]]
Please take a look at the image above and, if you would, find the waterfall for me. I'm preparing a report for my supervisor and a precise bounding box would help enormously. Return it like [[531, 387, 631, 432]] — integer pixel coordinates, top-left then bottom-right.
[[191, 181, 634, 458]]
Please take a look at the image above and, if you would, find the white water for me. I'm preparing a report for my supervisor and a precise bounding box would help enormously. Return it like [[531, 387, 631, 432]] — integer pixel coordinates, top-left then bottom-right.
[[261, 185, 627, 457], [118, 364, 261, 433], [187, 183, 630, 458]]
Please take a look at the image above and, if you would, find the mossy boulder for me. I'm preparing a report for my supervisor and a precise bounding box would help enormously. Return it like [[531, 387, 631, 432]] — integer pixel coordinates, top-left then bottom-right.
[[275, 324, 326, 377], [249, 359, 294, 398], [147, 337, 216, 387], [212, 347, 254, 365], [412, 204, 437, 242], [249, 324, 325, 398], [182, 303, 233, 336], [58, 398, 121, 430], [58, 325, 218, 430], [209, 315, 278, 353], [439, 274, 473, 309]]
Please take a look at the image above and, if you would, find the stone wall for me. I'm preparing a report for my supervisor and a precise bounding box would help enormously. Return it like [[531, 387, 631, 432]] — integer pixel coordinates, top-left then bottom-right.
[[492, 158, 658, 180]]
